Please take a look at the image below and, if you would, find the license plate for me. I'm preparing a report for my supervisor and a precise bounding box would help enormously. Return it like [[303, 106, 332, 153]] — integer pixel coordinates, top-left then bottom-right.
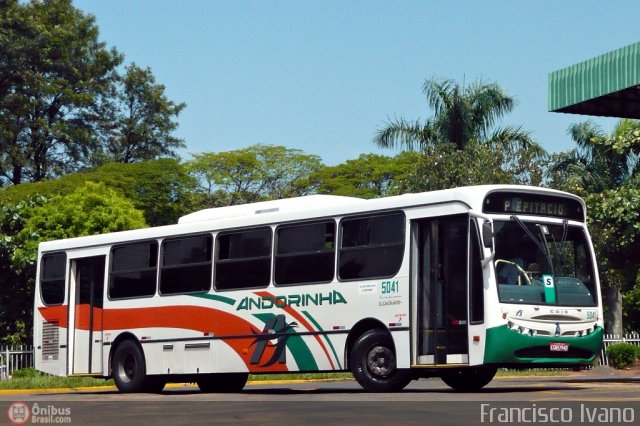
[[550, 342, 569, 352]]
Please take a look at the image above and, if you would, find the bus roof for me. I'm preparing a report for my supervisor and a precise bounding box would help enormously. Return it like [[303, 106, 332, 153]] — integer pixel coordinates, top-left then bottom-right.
[[37, 185, 585, 253], [178, 194, 362, 224]]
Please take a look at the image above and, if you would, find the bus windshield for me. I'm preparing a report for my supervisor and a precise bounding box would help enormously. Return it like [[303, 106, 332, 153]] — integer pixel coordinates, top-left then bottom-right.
[[493, 217, 597, 307]]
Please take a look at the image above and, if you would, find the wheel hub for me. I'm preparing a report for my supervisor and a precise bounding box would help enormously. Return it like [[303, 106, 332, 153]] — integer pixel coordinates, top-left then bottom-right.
[[118, 352, 136, 383], [366, 345, 395, 377]]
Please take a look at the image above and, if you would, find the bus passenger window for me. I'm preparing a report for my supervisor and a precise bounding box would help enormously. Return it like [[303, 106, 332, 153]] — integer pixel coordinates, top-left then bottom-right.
[[339, 212, 405, 280], [40, 253, 67, 305], [215, 228, 271, 290], [275, 221, 335, 285], [160, 235, 212, 294], [109, 241, 158, 299]]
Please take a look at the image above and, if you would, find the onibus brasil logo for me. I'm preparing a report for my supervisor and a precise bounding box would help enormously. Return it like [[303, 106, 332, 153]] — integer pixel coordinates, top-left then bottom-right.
[[7, 402, 30, 424], [7, 402, 71, 424]]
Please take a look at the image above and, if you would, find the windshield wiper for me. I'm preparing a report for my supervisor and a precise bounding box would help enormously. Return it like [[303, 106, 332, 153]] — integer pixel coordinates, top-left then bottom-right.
[[510, 215, 555, 276], [510, 215, 546, 254]]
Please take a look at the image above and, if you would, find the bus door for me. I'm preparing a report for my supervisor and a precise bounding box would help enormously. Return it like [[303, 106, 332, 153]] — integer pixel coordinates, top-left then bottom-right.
[[68, 256, 105, 375], [412, 215, 470, 365]]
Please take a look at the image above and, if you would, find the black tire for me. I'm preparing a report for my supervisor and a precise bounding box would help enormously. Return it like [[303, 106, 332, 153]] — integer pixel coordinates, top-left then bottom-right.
[[144, 377, 166, 393], [197, 373, 249, 393], [111, 339, 152, 393], [440, 367, 497, 392], [349, 329, 413, 392]]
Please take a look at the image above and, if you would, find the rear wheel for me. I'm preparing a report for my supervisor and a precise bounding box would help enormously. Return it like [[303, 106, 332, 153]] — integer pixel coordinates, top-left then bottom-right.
[[111, 339, 159, 393], [197, 373, 249, 393], [440, 367, 497, 392], [350, 329, 413, 392]]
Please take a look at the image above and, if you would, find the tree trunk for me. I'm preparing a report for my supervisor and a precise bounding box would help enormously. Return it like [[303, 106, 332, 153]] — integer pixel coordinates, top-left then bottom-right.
[[604, 285, 623, 335]]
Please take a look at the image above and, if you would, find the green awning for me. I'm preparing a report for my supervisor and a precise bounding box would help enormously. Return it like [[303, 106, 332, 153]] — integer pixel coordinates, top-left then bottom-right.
[[549, 42, 640, 118]]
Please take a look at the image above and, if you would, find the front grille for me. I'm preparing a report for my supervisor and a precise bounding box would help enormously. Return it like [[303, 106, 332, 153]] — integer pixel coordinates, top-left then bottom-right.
[[42, 321, 59, 361]]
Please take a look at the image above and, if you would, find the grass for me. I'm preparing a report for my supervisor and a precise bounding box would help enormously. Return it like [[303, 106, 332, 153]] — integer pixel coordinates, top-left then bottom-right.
[[0, 375, 114, 390], [496, 368, 573, 377]]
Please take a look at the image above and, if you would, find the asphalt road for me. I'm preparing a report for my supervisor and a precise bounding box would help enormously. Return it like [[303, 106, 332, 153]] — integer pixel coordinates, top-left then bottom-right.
[[1, 371, 640, 425]]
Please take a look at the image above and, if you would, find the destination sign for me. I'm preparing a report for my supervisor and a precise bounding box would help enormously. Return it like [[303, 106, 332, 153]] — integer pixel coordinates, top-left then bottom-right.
[[483, 192, 584, 221]]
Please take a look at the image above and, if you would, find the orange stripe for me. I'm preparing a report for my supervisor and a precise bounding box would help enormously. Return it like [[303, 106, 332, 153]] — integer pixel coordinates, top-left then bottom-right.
[[39, 306, 68, 327], [39, 305, 289, 372]]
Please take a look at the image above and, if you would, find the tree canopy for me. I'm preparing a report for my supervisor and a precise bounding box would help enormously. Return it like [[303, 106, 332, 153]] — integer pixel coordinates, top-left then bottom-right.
[[0, 0, 186, 186], [0, 182, 147, 343], [314, 152, 418, 198], [551, 118, 640, 333], [0, 159, 196, 226], [93, 63, 186, 164], [187, 145, 323, 206], [0, 0, 122, 185]]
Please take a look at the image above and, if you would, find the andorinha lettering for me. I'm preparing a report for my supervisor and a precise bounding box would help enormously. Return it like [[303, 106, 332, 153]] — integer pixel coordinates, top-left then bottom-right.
[[503, 198, 566, 216], [237, 290, 347, 311]]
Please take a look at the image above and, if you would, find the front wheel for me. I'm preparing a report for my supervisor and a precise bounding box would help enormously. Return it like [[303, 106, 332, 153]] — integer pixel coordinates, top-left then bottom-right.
[[350, 329, 413, 392], [440, 367, 497, 392]]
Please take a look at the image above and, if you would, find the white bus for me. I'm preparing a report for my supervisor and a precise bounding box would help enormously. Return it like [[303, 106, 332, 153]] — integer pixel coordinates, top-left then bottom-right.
[[33, 185, 603, 392]]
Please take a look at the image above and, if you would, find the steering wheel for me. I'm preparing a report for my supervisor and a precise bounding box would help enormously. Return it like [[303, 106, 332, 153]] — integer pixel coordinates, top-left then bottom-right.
[[495, 259, 531, 285]]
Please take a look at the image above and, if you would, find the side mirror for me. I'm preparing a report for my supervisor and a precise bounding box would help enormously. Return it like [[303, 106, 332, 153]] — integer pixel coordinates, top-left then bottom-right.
[[482, 221, 494, 250]]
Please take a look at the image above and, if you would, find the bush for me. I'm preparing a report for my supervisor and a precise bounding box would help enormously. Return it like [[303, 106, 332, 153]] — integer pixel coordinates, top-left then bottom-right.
[[605, 343, 640, 369]]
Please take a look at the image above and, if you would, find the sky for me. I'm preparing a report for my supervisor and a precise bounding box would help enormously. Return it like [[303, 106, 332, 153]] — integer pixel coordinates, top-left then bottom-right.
[[73, 0, 640, 166]]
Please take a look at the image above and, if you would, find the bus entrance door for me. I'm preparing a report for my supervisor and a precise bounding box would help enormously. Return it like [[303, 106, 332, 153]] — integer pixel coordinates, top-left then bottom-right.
[[413, 215, 469, 366], [68, 256, 105, 375]]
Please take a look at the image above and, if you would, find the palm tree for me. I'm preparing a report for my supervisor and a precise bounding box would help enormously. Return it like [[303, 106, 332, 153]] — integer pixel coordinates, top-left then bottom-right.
[[551, 120, 638, 192], [374, 77, 543, 155]]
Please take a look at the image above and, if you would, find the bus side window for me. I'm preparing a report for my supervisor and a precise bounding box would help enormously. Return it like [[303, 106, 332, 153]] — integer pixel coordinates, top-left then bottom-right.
[[215, 228, 271, 290], [160, 234, 212, 295], [275, 221, 335, 285], [339, 212, 405, 280], [109, 241, 158, 299], [40, 253, 67, 305]]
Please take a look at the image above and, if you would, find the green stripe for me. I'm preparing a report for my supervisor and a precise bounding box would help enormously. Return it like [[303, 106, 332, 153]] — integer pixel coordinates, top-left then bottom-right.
[[191, 293, 236, 306], [302, 311, 342, 369], [484, 324, 603, 364]]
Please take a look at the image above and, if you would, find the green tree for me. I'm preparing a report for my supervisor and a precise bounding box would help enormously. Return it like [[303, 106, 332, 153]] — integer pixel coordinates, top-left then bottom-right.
[[551, 119, 640, 334], [0, 0, 123, 185], [374, 77, 542, 155], [315, 152, 418, 199], [187, 145, 323, 206], [92, 160, 196, 226], [586, 186, 640, 334], [406, 142, 512, 192], [0, 182, 147, 344], [397, 140, 547, 193], [0, 196, 47, 344], [94, 63, 186, 164], [551, 120, 636, 194], [0, 159, 196, 226]]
